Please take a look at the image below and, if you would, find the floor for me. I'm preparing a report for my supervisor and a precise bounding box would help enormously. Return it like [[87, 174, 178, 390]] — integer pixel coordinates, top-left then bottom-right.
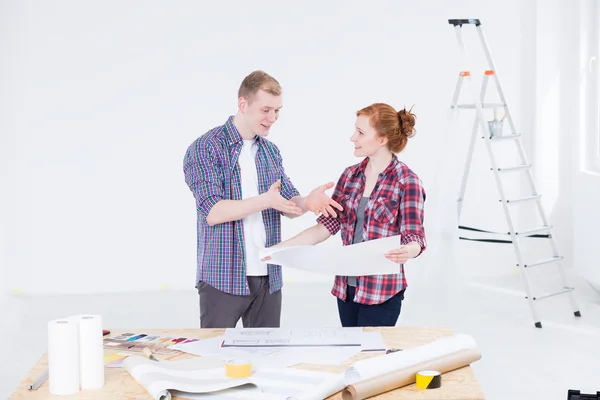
[[2, 241, 600, 400]]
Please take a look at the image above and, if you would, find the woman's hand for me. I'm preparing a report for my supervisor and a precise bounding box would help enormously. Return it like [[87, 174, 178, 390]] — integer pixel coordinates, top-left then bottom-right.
[[385, 242, 422, 264], [260, 244, 282, 262], [385, 246, 410, 264]]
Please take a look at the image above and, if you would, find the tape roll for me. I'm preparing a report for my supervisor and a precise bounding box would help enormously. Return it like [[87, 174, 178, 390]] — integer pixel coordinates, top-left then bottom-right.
[[225, 359, 252, 378], [416, 370, 442, 389]]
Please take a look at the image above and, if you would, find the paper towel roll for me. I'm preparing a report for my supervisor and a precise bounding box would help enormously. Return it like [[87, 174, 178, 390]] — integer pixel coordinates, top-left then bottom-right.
[[48, 318, 80, 395], [75, 314, 105, 390]]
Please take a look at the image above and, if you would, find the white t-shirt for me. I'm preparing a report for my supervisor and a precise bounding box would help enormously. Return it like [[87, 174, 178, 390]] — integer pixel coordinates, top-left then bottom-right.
[[238, 139, 268, 276]]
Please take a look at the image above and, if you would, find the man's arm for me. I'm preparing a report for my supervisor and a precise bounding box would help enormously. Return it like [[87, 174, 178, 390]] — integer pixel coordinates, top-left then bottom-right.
[[206, 197, 267, 227], [207, 180, 302, 226], [183, 141, 302, 227]]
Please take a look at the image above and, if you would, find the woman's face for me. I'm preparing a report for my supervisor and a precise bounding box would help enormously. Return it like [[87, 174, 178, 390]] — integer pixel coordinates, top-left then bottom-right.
[[350, 115, 387, 158]]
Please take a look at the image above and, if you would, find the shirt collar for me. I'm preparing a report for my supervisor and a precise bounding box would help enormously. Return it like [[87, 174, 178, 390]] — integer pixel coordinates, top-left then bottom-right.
[[356, 154, 399, 176], [224, 115, 262, 147]]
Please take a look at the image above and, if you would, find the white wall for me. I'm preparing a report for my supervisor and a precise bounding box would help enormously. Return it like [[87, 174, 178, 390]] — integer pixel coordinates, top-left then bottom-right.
[[522, 0, 600, 293], [574, 0, 600, 291], [2, 0, 525, 295]]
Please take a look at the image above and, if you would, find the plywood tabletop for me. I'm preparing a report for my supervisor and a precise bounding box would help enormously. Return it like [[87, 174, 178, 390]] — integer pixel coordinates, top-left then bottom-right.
[[9, 326, 485, 400]]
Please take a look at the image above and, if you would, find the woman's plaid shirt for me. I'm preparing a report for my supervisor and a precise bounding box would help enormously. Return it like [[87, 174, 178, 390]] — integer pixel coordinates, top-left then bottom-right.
[[317, 155, 427, 305]]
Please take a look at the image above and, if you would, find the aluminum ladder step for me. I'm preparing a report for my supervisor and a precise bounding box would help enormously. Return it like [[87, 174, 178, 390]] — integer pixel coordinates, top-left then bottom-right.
[[526, 287, 574, 301], [523, 256, 563, 268], [515, 226, 552, 237], [453, 102, 506, 109], [503, 195, 541, 204], [494, 164, 532, 173]]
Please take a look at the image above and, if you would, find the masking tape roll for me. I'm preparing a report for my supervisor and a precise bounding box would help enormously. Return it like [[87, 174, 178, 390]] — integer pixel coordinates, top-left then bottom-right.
[[225, 359, 253, 378], [416, 370, 442, 389]]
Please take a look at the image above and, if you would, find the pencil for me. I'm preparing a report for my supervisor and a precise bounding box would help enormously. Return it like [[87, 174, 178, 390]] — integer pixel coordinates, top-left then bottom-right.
[[143, 347, 159, 362]]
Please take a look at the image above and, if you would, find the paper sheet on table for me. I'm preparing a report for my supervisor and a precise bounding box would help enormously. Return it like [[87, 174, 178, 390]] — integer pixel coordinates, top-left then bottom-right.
[[170, 368, 346, 400], [123, 355, 345, 400], [170, 336, 361, 367], [169, 329, 387, 367], [222, 327, 364, 347], [259, 235, 402, 276], [122, 355, 241, 400]]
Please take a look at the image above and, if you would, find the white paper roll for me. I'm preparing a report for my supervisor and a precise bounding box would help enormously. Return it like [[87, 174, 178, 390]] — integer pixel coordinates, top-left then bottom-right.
[[48, 318, 80, 395], [75, 314, 105, 390], [344, 333, 478, 384]]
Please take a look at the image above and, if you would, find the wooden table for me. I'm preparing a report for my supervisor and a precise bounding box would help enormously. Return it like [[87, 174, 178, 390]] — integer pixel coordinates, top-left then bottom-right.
[[9, 326, 485, 399]]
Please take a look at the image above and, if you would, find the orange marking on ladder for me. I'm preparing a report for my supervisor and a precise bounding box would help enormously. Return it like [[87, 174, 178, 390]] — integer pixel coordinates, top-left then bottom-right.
[[460, 71, 470, 76], [485, 70, 495, 75]]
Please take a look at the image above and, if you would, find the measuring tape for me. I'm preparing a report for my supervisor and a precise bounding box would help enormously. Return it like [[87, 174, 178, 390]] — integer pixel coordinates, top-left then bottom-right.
[[225, 360, 253, 378], [416, 370, 442, 389]]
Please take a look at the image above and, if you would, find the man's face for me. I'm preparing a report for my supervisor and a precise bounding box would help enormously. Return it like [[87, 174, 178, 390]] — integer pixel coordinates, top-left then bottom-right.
[[350, 115, 387, 157], [239, 90, 282, 136]]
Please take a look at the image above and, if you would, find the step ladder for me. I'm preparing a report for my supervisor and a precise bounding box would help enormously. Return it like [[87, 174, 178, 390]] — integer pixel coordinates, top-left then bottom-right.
[[447, 18, 581, 328]]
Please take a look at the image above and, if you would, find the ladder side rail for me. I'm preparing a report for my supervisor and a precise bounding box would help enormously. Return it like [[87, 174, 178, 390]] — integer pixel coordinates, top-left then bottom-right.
[[457, 73, 491, 220]]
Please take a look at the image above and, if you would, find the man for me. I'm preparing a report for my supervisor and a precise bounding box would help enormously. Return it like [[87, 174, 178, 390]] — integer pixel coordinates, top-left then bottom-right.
[[183, 70, 342, 329]]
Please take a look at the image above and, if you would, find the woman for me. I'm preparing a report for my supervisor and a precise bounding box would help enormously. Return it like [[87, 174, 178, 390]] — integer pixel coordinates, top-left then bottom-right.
[[264, 103, 426, 327]]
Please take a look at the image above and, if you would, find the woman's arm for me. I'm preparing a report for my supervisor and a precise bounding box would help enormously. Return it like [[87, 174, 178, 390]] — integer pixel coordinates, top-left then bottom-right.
[[282, 223, 332, 247], [385, 174, 427, 264], [261, 223, 331, 261]]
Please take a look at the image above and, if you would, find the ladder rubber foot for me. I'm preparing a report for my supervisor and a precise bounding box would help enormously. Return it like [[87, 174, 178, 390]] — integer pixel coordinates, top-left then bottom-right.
[[535, 322, 542, 328], [574, 311, 581, 317]]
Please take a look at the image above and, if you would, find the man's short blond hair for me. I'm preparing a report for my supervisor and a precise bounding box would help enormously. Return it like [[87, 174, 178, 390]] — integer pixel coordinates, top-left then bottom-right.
[[238, 70, 282, 103]]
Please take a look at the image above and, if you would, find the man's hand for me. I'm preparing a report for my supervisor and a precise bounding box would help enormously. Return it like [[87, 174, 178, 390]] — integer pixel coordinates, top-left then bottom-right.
[[385, 246, 410, 264], [305, 182, 343, 218], [263, 180, 303, 215]]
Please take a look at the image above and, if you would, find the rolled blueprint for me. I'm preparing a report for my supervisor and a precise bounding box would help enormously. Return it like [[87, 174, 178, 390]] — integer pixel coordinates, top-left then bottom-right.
[[48, 318, 80, 395], [342, 349, 482, 400], [344, 333, 478, 384], [75, 314, 105, 390]]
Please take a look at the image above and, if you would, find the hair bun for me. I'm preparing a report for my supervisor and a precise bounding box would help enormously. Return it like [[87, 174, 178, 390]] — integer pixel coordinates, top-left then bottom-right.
[[398, 107, 416, 138]]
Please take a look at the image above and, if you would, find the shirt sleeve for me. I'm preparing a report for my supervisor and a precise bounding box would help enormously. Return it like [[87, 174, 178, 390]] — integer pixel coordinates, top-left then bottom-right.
[[316, 170, 347, 236], [399, 175, 427, 255], [270, 144, 300, 201], [183, 140, 224, 218]]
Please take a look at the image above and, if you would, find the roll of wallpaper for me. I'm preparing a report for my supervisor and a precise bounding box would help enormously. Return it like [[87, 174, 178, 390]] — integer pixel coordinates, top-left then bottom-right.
[[75, 314, 105, 390], [344, 333, 478, 385], [342, 349, 481, 400], [48, 318, 80, 395]]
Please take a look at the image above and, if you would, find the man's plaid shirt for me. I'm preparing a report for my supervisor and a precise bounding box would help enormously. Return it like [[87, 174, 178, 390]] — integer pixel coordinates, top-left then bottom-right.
[[183, 116, 300, 295]]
